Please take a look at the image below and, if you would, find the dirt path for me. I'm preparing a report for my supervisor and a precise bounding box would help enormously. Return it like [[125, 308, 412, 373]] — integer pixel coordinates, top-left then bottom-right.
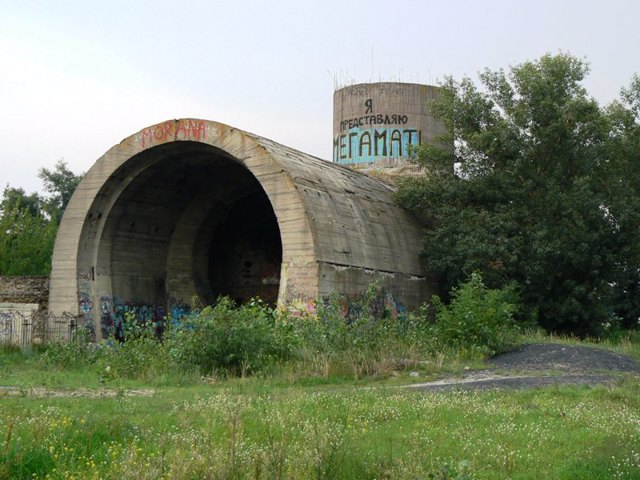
[[408, 343, 639, 392], [0, 386, 156, 398]]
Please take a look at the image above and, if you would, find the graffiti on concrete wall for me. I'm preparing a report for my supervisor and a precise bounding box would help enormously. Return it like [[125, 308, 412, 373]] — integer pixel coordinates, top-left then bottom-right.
[[333, 97, 422, 164], [327, 286, 405, 322], [110, 302, 164, 340], [338, 113, 410, 131], [100, 296, 114, 339], [77, 270, 93, 324], [287, 285, 405, 322], [286, 299, 317, 320], [169, 302, 190, 322], [114, 302, 165, 323], [92, 294, 191, 340], [333, 127, 421, 164], [140, 119, 206, 148]]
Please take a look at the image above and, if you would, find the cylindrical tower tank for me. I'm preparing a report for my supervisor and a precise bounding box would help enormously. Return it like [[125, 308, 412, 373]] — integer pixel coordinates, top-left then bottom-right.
[[333, 82, 444, 171]]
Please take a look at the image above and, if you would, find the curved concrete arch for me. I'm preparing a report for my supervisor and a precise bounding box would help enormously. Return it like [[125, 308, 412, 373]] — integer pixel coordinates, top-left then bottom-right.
[[49, 119, 428, 337]]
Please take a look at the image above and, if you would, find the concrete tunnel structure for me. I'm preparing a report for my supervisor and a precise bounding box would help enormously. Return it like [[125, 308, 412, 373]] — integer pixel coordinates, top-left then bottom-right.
[[49, 119, 429, 338]]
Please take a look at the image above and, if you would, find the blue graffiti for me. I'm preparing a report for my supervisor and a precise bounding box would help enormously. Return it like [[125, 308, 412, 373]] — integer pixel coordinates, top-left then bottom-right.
[[170, 304, 190, 322], [333, 127, 422, 164], [111, 302, 166, 340]]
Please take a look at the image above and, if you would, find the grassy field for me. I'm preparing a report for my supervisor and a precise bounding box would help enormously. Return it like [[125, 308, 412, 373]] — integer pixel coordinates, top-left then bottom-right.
[[1, 335, 639, 480]]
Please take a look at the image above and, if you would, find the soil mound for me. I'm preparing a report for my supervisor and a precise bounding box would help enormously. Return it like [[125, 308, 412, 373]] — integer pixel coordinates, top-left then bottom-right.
[[489, 343, 638, 373], [409, 343, 638, 392]]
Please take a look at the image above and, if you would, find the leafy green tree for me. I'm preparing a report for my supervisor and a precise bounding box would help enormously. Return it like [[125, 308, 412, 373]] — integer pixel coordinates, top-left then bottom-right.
[[397, 53, 640, 336], [0, 160, 82, 275], [39, 159, 83, 223], [0, 205, 57, 275], [597, 74, 640, 330], [0, 186, 42, 217]]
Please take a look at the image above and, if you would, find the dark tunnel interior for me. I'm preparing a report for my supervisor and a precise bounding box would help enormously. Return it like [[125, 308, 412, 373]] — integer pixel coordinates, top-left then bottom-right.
[[208, 191, 282, 305], [93, 141, 282, 311]]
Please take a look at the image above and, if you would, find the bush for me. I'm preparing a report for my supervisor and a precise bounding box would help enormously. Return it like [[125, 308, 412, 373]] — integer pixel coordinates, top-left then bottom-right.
[[290, 288, 435, 378], [431, 272, 520, 355], [165, 297, 296, 377], [38, 280, 520, 381], [95, 318, 169, 381], [41, 315, 171, 381], [41, 330, 98, 368], [306, 284, 427, 352]]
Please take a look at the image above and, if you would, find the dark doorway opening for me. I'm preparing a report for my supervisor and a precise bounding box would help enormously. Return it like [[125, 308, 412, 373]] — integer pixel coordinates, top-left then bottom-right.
[[207, 191, 282, 305]]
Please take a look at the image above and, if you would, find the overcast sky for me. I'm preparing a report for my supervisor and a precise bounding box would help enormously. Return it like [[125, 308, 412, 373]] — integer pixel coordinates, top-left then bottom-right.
[[2, 0, 639, 193]]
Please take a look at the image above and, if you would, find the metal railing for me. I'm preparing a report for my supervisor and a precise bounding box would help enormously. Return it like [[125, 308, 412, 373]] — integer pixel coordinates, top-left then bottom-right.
[[0, 311, 93, 349]]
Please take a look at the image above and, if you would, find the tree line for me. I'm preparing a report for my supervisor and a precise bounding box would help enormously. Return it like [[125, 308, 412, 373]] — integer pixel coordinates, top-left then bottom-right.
[[396, 53, 640, 336]]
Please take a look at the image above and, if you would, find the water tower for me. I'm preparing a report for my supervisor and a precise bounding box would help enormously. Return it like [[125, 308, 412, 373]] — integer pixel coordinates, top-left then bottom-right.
[[333, 82, 444, 172]]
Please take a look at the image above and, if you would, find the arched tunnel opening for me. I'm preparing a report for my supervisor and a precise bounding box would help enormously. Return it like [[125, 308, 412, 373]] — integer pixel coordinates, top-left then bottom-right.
[[83, 141, 282, 330], [50, 119, 430, 338]]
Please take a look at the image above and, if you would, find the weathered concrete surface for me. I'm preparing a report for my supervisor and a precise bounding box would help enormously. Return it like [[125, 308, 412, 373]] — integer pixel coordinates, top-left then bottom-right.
[[0, 276, 48, 310], [49, 119, 429, 338], [333, 82, 446, 170]]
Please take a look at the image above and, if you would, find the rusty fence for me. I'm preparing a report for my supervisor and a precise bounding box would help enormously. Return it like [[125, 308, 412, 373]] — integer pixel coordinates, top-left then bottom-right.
[[0, 311, 94, 349]]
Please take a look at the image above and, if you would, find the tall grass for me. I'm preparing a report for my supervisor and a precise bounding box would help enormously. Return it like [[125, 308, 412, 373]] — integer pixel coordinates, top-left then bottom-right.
[[1, 382, 639, 479], [38, 308, 465, 385], [30, 276, 640, 386]]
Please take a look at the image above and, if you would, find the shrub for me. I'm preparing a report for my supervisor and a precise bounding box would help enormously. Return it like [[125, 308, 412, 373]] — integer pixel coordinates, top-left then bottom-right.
[[41, 314, 172, 381], [290, 288, 435, 378], [431, 272, 520, 355], [95, 318, 169, 381], [165, 297, 296, 377], [305, 284, 425, 352], [40, 330, 99, 368]]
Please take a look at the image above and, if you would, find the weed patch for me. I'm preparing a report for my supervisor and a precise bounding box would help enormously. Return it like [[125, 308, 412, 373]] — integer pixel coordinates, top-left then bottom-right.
[[1, 384, 639, 479]]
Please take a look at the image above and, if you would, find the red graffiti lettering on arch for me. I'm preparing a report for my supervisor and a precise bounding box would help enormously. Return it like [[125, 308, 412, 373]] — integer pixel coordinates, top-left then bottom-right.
[[141, 121, 173, 148], [176, 119, 205, 141], [140, 120, 206, 148]]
